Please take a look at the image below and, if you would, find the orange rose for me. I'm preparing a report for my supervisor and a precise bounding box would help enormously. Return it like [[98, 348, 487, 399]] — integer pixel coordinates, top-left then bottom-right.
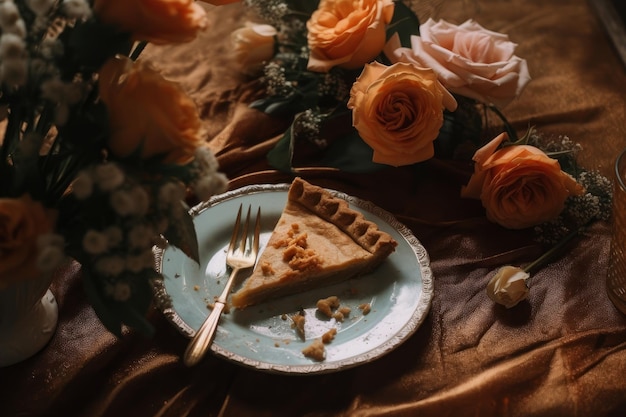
[[0, 195, 57, 290], [461, 133, 585, 229], [306, 0, 395, 72], [98, 56, 205, 164], [93, 0, 207, 45], [347, 61, 457, 166]]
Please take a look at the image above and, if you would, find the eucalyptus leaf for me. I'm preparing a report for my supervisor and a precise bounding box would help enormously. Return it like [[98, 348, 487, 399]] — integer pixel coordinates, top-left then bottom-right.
[[82, 267, 157, 337], [114, 277, 156, 338], [163, 203, 200, 265], [267, 128, 295, 172], [82, 266, 124, 337], [317, 130, 385, 173]]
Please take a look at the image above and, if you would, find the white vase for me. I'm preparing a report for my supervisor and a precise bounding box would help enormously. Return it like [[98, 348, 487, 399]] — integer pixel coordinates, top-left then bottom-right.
[[0, 275, 58, 367]]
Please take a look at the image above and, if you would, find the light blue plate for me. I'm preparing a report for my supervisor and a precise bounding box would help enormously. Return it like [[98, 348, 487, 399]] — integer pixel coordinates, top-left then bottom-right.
[[154, 183, 433, 374]]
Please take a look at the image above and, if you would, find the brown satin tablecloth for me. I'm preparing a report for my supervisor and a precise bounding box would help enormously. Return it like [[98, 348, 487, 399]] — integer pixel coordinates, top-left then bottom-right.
[[3, 1, 626, 416]]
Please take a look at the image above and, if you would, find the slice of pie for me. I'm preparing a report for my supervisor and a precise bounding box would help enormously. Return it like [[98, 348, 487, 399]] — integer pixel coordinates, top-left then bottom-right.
[[231, 177, 398, 309]]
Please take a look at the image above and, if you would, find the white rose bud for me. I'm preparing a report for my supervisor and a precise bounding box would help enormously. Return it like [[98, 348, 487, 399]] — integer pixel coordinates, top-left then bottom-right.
[[231, 22, 277, 71], [486, 265, 529, 308]]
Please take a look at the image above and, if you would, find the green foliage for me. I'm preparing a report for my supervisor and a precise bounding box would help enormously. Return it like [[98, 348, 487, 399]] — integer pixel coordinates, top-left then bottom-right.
[[82, 265, 157, 337]]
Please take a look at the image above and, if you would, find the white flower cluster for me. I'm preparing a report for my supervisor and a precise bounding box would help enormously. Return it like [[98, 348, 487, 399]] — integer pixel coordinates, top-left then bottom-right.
[[0, 0, 27, 86], [189, 147, 228, 202], [71, 162, 200, 301], [521, 130, 613, 244], [243, 0, 289, 27], [36, 232, 66, 273], [262, 61, 294, 97], [0, 0, 92, 122], [293, 108, 326, 148]]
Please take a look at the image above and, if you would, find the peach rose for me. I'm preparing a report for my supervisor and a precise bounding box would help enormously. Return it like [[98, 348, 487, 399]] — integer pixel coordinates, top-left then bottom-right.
[[0, 195, 57, 290], [98, 56, 205, 164], [93, 0, 207, 45], [385, 18, 530, 108], [461, 133, 585, 229], [347, 61, 458, 166], [306, 0, 395, 72]]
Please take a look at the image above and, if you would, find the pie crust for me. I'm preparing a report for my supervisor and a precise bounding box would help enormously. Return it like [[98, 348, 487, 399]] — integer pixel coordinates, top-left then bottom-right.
[[231, 177, 397, 309]]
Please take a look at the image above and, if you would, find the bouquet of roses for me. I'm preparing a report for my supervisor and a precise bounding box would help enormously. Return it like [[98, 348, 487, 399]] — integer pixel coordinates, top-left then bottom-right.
[[0, 0, 232, 336], [233, 0, 613, 308], [235, 0, 610, 235]]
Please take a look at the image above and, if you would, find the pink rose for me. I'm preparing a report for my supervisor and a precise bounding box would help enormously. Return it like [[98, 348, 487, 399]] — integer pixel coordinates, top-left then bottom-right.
[[306, 0, 395, 72], [348, 61, 457, 166], [386, 18, 531, 108], [461, 133, 585, 229]]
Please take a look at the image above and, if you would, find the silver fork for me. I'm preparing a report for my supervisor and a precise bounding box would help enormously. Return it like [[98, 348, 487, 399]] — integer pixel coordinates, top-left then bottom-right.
[[183, 203, 261, 367]]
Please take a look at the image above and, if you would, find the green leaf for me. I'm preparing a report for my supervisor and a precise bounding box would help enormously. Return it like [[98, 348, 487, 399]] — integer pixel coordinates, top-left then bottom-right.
[[267, 128, 296, 173], [287, 0, 320, 15], [317, 130, 385, 173], [162, 203, 201, 265], [434, 96, 483, 159], [82, 266, 157, 337], [267, 110, 385, 173], [82, 267, 124, 337], [386, 1, 421, 48], [113, 276, 156, 338]]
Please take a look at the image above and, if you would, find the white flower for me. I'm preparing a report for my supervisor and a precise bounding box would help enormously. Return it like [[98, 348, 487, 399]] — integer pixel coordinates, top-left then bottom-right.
[[94, 163, 125, 192], [37, 244, 66, 272], [82, 229, 109, 255], [193, 146, 220, 174], [0, 2, 27, 38], [26, 0, 56, 16], [39, 38, 64, 60], [126, 250, 154, 273], [486, 266, 529, 308], [37, 233, 65, 249], [95, 255, 125, 277], [158, 181, 186, 207], [110, 189, 136, 217], [1, 56, 27, 85], [109, 186, 148, 216], [192, 172, 228, 201], [71, 171, 94, 200], [0, 33, 25, 59], [104, 226, 123, 247], [127, 224, 154, 250], [36, 233, 66, 272], [61, 0, 92, 20], [130, 186, 150, 215], [111, 281, 131, 301]]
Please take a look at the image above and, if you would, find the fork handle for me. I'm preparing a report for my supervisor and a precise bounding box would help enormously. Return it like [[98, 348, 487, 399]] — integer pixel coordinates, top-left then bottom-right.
[[183, 300, 226, 367]]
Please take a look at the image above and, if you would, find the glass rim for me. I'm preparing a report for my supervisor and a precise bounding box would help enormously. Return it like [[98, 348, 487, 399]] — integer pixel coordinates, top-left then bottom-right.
[[616, 147, 626, 192]]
